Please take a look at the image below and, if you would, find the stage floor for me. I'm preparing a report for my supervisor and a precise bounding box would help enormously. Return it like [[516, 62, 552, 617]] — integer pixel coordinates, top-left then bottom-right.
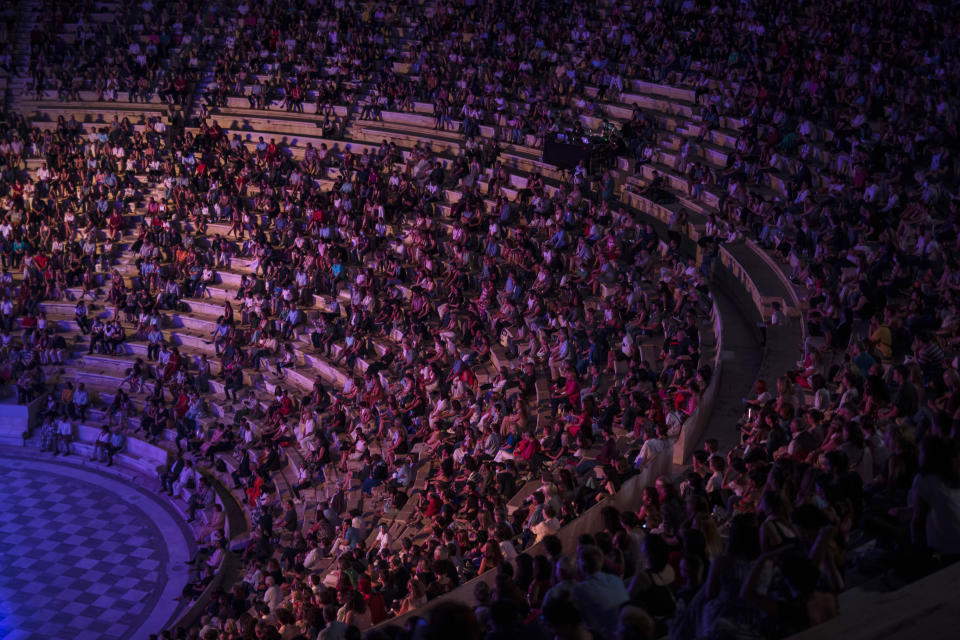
[[0, 451, 194, 640]]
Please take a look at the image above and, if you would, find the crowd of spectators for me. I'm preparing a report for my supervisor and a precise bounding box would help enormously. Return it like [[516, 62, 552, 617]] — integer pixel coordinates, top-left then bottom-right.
[[28, 0, 222, 104], [2, 4, 713, 638], [1, 0, 960, 639], [0, 4, 15, 75], [148, 81, 710, 635], [202, 0, 384, 120]]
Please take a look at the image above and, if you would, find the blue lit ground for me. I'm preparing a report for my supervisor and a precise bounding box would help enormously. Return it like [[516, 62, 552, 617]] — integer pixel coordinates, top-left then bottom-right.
[[0, 453, 193, 640]]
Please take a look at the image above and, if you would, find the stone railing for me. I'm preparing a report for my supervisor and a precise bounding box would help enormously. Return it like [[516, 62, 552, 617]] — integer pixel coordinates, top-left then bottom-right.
[[673, 299, 723, 464]]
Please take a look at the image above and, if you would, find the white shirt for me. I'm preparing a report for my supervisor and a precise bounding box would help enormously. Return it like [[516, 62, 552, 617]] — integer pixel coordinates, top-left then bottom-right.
[[303, 547, 326, 572], [375, 529, 391, 550], [634, 437, 669, 468], [263, 584, 284, 612], [531, 517, 561, 543]]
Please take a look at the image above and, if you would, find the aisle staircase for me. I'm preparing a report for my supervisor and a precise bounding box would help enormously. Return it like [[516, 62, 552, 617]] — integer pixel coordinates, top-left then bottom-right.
[[1, 0, 40, 109]]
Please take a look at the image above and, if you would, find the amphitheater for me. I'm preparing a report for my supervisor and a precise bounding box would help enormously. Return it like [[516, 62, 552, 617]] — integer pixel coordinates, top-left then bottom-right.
[[0, 1, 958, 639]]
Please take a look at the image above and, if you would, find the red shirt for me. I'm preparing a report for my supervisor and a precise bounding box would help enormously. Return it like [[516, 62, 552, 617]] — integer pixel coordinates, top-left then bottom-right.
[[365, 591, 388, 624], [174, 392, 189, 418], [515, 437, 540, 461], [563, 377, 581, 409], [246, 476, 263, 506], [597, 437, 617, 465], [424, 495, 442, 519], [460, 367, 477, 388], [571, 410, 591, 438]]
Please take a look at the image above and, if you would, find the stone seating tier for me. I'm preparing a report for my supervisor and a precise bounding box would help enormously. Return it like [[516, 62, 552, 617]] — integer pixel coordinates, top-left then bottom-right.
[[8, 51, 809, 630]]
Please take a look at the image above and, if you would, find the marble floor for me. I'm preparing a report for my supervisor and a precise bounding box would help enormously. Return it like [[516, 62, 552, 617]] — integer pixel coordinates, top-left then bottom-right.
[[0, 451, 194, 640]]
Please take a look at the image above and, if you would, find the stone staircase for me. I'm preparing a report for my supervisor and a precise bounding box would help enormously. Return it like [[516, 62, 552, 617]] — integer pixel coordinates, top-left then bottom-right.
[[1, 0, 40, 108]]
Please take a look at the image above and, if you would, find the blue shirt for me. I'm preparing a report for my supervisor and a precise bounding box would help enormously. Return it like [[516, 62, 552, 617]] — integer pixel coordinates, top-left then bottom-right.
[[572, 573, 629, 639], [345, 526, 363, 548], [550, 229, 569, 249], [853, 351, 877, 378]]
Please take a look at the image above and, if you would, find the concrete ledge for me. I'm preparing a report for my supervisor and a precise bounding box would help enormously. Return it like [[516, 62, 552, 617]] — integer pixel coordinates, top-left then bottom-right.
[[673, 300, 723, 465], [0, 395, 44, 445], [789, 561, 960, 640]]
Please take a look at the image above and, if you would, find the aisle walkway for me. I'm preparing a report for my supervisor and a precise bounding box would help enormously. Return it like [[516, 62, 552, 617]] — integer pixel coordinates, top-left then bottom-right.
[[700, 287, 764, 455]]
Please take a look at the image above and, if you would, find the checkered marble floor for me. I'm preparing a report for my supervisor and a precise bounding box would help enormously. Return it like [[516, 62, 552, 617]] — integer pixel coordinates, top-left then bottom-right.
[[0, 453, 193, 640]]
